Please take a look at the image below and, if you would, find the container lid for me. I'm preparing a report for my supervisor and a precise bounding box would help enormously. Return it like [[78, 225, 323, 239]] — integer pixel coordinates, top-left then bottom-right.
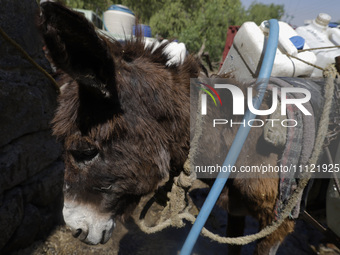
[[289, 36, 305, 50], [108, 4, 134, 16], [329, 22, 338, 28], [315, 13, 331, 27]]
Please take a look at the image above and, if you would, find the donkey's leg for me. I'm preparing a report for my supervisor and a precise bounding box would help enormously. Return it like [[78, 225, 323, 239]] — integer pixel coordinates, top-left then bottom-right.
[[227, 215, 245, 255], [218, 183, 248, 255], [255, 217, 294, 255], [252, 177, 295, 255], [231, 176, 294, 255]]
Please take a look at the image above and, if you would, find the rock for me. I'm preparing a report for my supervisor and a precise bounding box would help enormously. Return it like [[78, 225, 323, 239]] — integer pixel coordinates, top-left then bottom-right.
[[0, 131, 62, 194], [0, 0, 63, 253], [0, 77, 58, 148], [2, 204, 42, 253], [0, 188, 24, 250], [0, 1, 47, 63], [22, 161, 64, 207], [0, 0, 57, 147]]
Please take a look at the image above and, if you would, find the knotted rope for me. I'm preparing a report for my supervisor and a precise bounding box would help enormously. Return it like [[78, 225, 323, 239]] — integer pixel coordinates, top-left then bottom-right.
[[138, 88, 204, 233], [137, 65, 337, 245]]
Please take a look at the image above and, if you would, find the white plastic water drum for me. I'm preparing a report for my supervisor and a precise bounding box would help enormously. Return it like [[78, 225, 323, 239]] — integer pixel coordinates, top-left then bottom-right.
[[296, 13, 340, 77], [219, 21, 317, 82], [103, 5, 135, 36]]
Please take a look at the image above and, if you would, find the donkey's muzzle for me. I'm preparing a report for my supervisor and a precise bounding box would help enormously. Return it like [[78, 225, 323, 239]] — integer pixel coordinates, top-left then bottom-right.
[[63, 200, 115, 245]]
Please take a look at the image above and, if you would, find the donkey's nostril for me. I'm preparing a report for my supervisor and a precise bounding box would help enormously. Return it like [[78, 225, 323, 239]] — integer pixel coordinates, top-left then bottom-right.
[[78, 227, 89, 241], [71, 227, 88, 241], [72, 228, 83, 238], [72, 228, 82, 238], [100, 230, 106, 244]]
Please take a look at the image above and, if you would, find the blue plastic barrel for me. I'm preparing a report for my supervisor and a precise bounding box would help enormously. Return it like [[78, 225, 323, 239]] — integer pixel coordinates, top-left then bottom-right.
[[133, 24, 152, 37]]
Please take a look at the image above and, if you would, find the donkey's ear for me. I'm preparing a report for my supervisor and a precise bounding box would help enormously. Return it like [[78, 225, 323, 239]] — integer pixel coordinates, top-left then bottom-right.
[[40, 2, 117, 100]]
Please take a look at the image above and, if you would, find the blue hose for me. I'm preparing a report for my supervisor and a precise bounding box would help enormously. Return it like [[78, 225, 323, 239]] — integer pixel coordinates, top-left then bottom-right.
[[180, 19, 279, 255]]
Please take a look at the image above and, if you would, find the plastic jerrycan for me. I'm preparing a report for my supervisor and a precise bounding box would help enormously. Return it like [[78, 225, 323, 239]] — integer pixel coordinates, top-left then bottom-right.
[[219, 20, 316, 82], [296, 13, 340, 77]]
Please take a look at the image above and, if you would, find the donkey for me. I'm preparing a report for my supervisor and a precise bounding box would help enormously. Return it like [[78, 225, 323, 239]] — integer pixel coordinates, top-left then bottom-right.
[[40, 2, 294, 254]]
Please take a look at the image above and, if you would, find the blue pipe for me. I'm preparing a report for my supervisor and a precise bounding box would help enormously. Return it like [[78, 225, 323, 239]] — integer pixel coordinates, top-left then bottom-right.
[[180, 19, 279, 255]]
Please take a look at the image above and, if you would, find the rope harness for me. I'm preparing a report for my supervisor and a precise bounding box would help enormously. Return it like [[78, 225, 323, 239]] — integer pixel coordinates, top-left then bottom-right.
[[137, 65, 338, 245]]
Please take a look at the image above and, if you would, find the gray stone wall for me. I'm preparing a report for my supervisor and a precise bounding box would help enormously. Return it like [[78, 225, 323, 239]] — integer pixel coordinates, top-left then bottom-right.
[[0, 0, 64, 253]]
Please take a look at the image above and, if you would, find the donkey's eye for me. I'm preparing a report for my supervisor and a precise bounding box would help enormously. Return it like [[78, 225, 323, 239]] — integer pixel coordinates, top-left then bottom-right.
[[71, 149, 99, 162]]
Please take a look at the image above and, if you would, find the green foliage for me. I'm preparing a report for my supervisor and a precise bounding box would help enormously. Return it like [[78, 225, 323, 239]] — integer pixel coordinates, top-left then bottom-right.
[[63, 0, 111, 14], [116, 0, 163, 24], [63, 0, 285, 64], [149, 1, 190, 39], [146, 0, 248, 63], [246, 2, 284, 25], [179, 0, 247, 63], [139, 0, 284, 63]]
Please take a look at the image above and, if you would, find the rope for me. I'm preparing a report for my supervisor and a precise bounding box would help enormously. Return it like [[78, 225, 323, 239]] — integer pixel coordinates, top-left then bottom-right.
[[0, 25, 60, 94], [285, 46, 340, 72], [285, 53, 324, 71], [298, 45, 340, 53], [137, 66, 337, 245], [137, 85, 205, 233]]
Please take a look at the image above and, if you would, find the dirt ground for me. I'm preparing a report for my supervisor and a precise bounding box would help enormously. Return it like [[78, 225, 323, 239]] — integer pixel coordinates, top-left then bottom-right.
[[11, 180, 340, 255]]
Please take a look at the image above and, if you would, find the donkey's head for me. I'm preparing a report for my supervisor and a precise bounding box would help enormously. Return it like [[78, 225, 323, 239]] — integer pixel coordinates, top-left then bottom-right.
[[40, 2, 200, 244]]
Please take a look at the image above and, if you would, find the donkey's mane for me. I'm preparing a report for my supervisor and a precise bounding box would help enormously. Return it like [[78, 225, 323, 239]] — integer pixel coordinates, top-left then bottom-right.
[[105, 36, 172, 67]]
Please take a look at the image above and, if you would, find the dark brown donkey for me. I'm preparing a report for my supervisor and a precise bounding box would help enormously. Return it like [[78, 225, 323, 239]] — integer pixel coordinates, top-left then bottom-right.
[[40, 2, 294, 254]]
